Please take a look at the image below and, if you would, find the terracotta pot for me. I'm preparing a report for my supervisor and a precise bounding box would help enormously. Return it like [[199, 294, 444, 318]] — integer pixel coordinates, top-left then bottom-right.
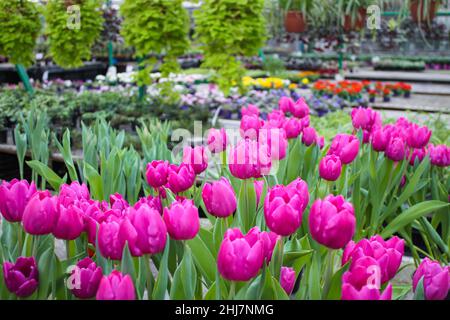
[[343, 8, 367, 32], [284, 11, 307, 33], [410, 0, 439, 24]]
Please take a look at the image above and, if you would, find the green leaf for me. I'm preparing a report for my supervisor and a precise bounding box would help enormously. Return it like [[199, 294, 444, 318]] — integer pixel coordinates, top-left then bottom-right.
[[37, 247, 54, 299], [325, 262, 350, 300], [180, 246, 197, 300], [26, 160, 67, 191], [120, 243, 137, 282], [152, 240, 170, 300], [188, 232, 216, 285], [413, 276, 425, 300]]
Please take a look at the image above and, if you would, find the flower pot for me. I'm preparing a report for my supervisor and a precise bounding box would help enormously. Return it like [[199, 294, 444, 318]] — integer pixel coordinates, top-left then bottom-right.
[[284, 11, 307, 33], [410, 0, 439, 24], [343, 8, 366, 32], [369, 97, 375, 103], [404, 91, 411, 98], [383, 96, 391, 102], [0, 129, 7, 144]]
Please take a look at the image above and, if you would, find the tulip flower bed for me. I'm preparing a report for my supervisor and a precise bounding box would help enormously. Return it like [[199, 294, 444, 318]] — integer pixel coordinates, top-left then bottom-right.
[[1, 95, 449, 301]]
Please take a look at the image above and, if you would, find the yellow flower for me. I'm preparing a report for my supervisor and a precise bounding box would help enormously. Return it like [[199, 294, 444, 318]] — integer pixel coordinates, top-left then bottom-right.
[[301, 78, 310, 85], [289, 83, 298, 89]]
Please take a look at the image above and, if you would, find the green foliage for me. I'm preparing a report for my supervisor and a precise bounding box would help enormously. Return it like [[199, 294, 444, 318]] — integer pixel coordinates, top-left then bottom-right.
[[0, 0, 41, 66], [194, 0, 267, 95], [120, 0, 190, 84], [44, 0, 104, 68]]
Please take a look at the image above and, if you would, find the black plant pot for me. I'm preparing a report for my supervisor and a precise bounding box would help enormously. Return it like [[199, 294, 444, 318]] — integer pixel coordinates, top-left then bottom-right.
[[383, 96, 391, 102], [0, 130, 7, 144], [369, 97, 376, 103], [404, 92, 411, 98]]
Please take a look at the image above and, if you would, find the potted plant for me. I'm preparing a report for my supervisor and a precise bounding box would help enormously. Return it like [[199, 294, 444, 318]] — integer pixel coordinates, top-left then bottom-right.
[[280, 0, 314, 33], [368, 89, 377, 103], [409, 0, 442, 25], [400, 82, 412, 98], [338, 0, 381, 32], [382, 88, 391, 102]]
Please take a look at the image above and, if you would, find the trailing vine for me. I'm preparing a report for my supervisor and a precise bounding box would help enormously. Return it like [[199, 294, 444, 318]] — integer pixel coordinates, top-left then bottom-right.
[[0, 0, 41, 66], [194, 0, 266, 95], [120, 0, 190, 85], [44, 0, 104, 68]]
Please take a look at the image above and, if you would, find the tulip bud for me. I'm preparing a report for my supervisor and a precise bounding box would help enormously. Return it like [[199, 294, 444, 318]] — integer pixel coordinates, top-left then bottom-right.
[[407, 124, 432, 149], [428, 144, 450, 167], [217, 228, 264, 281], [3, 257, 39, 297], [167, 163, 196, 193], [280, 267, 296, 295], [291, 97, 310, 119], [53, 203, 85, 240], [371, 125, 393, 152], [328, 134, 360, 164], [163, 199, 200, 240], [278, 96, 294, 114], [96, 270, 136, 300], [22, 191, 58, 235], [385, 136, 407, 162], [301, 127, 318, 146], [0, 179, 37, 223], [412, 258, 449, 300], [145, 160, 169, 189], [282, 118, 302, 139], [207, 128, 228, 153], [309, 195, 356, 249], [319, 155, 342, 181], [70, 258, 103, 299], [202, 177, 237, 218]]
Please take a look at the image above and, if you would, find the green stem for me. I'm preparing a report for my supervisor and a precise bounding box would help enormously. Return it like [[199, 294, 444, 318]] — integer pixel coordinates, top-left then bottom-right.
[[66, 240, 71, 261], [17, 224, 23, 254], [228, 281, 236, 300], [322, 250, 335, 299], [144, 254, 153, 300]]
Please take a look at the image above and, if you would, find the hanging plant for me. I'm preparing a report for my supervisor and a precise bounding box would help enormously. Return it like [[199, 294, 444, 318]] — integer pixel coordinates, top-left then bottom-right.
[[44, 0, 104, 68], [0, 0, 41, 66], [120, 0, 190, 85], [194, 0, 266, 95]]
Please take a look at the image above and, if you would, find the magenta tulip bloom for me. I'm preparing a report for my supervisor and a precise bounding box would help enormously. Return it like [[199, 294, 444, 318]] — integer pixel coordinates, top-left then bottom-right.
[[342, 282, 392, 300], [207, 128, 228, 154], [267, 110, 286, 128], [371, 125, 393, 152], [428, 144, 450, 167], [278, 96, 294, 114], [70, 258, 103, 299], [217, 228, 264, 281], [240, 114, 262, 140], [351, 107, 382, 133], [407, 124, 432, 149], [98, 217, 133, 260], [287, 178, 310, 213], [167, 163, 196, 193], [129, 204, 167, 255], [202, 177, 236, 218], [22, 191, 58, 235], [254, 180, 264, 206], [182, 146, 208, 175], [301, 127, 318, 146], [342, 235, 404, 283], [410, 148, 426, 165], [58, 182, 90, 207], [385, 136, 407, 162], [280, 267, 296, 295], [53, 204, 85, 240], [259, 230, 280, 263], [309, 195, 356, 249], [259, 127, 288, 161], [328, 134, 360, 164], [145, 160, 169, 189], [96, 270, 136, 300], [110, 193, 129, 212], [319, 155, 342, 181], [241, 104, 260, 117], [163, 199, 200, 240], [264, 185, 305, 236], [228, 139, 272, 179], [0, 179, 37, 223], [291, 97, 310, 119], [282, 118, 302, 139], [412, 258, 449, 300], [3, 257, 39, 298], [342, 255, 382, 291]]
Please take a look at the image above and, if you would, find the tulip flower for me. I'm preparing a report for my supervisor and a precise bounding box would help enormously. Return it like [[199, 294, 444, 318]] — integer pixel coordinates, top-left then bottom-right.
[[70, 258, 103, 299], [342, 255, 382, 291], [145, 160, 169, 188], [207, 128, 227, 153], [167, 163, 196, 193], [240, 114, 262, 140], [254, 180, 264, 206], [412, 258, 449, 300], [3, 257, 39, 297], [264, 185, 305, 236], [280, 267, 296, 295], [129, 204, 167, 255], [0, 179, 37, 223], [301, 127, 318, 146], [267, 110, 286, 128], [182, 146, 208, 175], [291, 97, 310, 119], [287, 178, 310, 213], [241, 104, 260, 117], [300, 115, 310, 128], [217, 228, 264, 281], [410, 147, 426, 165], [282, 118, 302, 139], [351, 107, 382, 133], [309, 195, 356, 249], [278, 96, 294, 114], [98, 217, 132, 260], [342, 282, 392, 300], [319, 155, 342, 181], [342, 235, 404, 283], [110, 193, 129, 212], [202, 177, 236, 218], [163, 199, 200, 240], [58, 182, 90, 207], [259, 127, 288, 161], [53, 203, 85, 240], [134, 195, 162, 214], [259, 230, 280, 263], [428, 144, 450, 167], [407, 124, 432, 149], [385, 136, 407, 162], [229, 139, 271, 179], [96, 270, 136, 300], [22, 191, 58, 235], [328, 134, 360, 164]]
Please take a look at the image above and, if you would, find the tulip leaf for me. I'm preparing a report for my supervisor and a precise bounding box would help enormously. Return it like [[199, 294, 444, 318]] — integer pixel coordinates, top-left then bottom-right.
[[237, 179, 257, 232], [413, 276, 425, 300], [152, 240, 170, 300], [26, 160, 67, 191], [272, 276, 290, 300], [325, 261, 350, 300], [83, 162, 104, 201], [307, 253, 321, 300], [37, 247, 54, 299], [53, 129, 79, 182], [381, 200, 450, 238], [120, 243, 137, 283], [283, 249, 314, 266], [180, 246, 197, 300], [188, 232, 215, 286]]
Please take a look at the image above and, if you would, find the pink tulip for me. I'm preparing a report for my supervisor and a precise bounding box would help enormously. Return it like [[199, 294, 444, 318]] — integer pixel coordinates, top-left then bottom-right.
[[278, 96, 294, 114], [96, 270, 136, 300], [428, 144, 450, 167], [53, 203, 85, 240], [301, 127, 318, 146], [259, 127, 288, 161], [145, 160, 169, 188], [98, 217, 132, 260], [328, 134, 360, 164], [342, 256, 382, 291], [228, 139, 272, 179], [202, 177, 237, 218], [407, 124, 432, 149], [412, 258, 449, 300], [342, 282, 392, 300], [22, 191, 58, 235], [110, 193, 129, 212], [241, 104, 260, 117], [207, 128, 227, 153], [163, 199, 200, 240], [300, 115, 310, 128], [385, 136, 407, 162], [217, 228, 264, 281], [319, 155, 342, 181], [134, 195, 162, 214], [167, 163, 196, 193], [182, 146, 208, 175], [371, 127, 390, 152], [282, 118, 302, 139], [254, 180, 264, 206], [280, 267, 296, 295], [70, 258, 103, 299], [240, 114, 263, 140], [291, 97, 310, 119], [3, 256, 39, 298], [410, 147, 426, 165], [58, 182, 90, 207], [351, 107, 382, 133], [267, 110, 286, 128], [0, 179, 37, 222], [259, 230, 280, 263], [309, 195, 356, 249]]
